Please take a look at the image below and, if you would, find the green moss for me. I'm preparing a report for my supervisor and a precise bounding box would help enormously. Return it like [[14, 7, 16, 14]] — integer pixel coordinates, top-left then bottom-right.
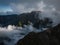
[[18, 21, 22, 27]]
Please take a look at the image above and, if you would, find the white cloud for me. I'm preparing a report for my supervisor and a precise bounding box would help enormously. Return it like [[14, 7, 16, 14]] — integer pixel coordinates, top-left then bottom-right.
[[10, 1, 59, 13], [10, 1, 47, 13], [36, 1, 46, 11], [10, 1, 60, 26], [10, 3, 35, 14]]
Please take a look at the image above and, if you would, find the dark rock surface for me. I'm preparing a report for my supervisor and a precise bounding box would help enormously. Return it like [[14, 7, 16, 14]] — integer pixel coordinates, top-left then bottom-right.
[[0, 11, 52, 29], [0, 11, 40, 27], [16, 24, 60, 45], [0, 42, 4, 45]]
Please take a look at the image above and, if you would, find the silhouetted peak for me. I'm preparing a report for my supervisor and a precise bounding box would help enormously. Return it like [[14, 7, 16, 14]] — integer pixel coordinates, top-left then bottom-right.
[[31, 11, 41, 14]]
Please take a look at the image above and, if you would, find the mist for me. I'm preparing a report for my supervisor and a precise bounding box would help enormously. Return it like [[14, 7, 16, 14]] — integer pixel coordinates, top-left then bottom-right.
[[0, 24, 35, 45]]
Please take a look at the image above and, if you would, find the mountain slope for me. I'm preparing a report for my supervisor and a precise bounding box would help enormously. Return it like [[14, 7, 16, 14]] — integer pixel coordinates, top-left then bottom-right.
[[0, 11, 40, 27], [16, 24, 60, 45]]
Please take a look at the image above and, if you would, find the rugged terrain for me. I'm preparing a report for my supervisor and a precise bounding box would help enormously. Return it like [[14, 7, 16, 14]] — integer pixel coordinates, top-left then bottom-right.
[[16, 24, 60, 45], [0, 11, 40, 27]]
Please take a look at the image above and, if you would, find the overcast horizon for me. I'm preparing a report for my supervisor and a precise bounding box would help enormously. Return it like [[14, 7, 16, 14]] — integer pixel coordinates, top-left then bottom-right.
[[0, 0, 60, 14]]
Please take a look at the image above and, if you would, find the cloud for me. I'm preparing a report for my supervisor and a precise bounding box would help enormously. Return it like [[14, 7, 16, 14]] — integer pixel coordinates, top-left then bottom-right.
[[10, 3, 35, 14], [10, 1, 47, 13], [0, 0, 60, 13], [43, 0, 60, 11], [10, 1, 60, 26], [0, 0, 40, 5]]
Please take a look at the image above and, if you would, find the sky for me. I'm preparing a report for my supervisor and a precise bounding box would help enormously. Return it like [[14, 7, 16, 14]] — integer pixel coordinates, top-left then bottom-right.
[[0, 5, 12, 12], [0, 0, 60, 14]]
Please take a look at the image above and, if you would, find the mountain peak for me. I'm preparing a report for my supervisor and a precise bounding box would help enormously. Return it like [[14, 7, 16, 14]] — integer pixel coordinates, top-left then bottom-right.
[[31, 11, 41, 14]]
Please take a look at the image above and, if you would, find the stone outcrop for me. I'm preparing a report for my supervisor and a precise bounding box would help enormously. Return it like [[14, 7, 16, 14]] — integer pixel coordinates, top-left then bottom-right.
[[16, 24, 60, 45]]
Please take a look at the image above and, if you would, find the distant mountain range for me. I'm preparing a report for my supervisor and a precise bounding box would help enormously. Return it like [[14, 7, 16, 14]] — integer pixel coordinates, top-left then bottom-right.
[[0, 11, 15, 15], [0, 11, 41, 27], [0, 11, 53, 29]]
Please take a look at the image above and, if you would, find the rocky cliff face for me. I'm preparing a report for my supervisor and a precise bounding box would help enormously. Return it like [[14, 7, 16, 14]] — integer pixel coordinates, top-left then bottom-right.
[[0, 11, 40, 27], [16, 24, 60, 45], [0, 11, 52, 29]]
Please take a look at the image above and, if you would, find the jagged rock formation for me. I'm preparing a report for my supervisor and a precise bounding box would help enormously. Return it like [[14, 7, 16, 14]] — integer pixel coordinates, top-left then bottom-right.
[[0, 11, 52, 29], [16, 24, 60, 45], [0, 11, 40, 27]]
